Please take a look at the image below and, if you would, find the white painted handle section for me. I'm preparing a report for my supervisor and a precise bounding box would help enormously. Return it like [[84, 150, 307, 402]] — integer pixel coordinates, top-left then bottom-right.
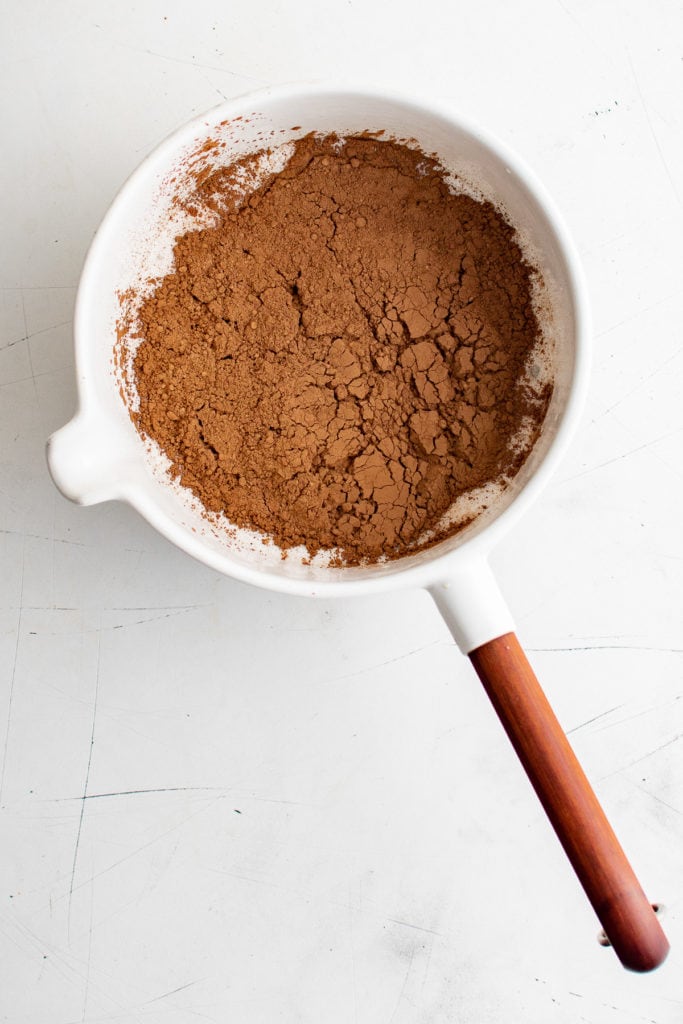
[[428, 559, 515, 653], [47, 412, 129, 506]]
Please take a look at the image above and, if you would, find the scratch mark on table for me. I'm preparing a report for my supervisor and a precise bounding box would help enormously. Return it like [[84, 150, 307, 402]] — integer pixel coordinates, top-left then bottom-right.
[[0, 920, 77, 997], [628, 53, 683, 212], [567, 704, 624, 734], [91, 25, 265, 84], [81, 873, 95, 1022], [0, 284, 76, 291], [594, 344, 683, 424], [555, 0, 582, 31], [328, 640, 451, 682], [558, 429, 683, 485], [3, 914, 147, 1024], [8, 604, 79, 610], [386, 917, 443, 937], [244, 795, 312, 806], [601, 1000, 658, 1024], [109, 608, 205, 629], [53, 785, 226, 802], [639, 437, 683, 490], [20, 291, 40, 408], [146, 977, 204, 1003], [58, 794, 226, 904], [199, 70, 228, 101], [207, 867, 298, 895], [0, 535, 25, 805], [0, 367, 65, 390], [601, 733, 683, 779], [50, 494, 56, 610], [592, 695, 681, 734], [143, 47, 264, 84], [21, 605, 210, 636], [68, 632, 101, 938], [387, 946, 416, 1024], [528, 644, 683, 653], [627, 778, 683, 818], [348, 894, 359, 1024], [109, 603, 211, 611], [0, 319, 73, 352], [1, 336, 29, 351], [593, 290, 679, 341], [6, 601, 211, 611], [419, 934, 435, 1001]]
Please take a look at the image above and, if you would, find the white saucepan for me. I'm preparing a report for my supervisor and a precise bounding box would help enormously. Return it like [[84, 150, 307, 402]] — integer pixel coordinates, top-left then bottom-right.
[[46, 84, 668, 971]]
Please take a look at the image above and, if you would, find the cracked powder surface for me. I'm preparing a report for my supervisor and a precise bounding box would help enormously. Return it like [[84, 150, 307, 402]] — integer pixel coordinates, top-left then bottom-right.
[[132, 133, 551, 564]]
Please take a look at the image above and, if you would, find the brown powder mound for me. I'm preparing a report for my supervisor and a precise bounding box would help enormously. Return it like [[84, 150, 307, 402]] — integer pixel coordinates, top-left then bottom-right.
[[132, 133, 550, 564]]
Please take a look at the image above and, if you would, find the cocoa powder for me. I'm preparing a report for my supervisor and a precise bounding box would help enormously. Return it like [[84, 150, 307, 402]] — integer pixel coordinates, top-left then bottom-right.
[[132, 133, 550, 564]]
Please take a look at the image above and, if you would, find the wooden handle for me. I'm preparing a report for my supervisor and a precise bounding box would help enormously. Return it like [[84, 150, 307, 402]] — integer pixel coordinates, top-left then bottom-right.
[[469, 633, 669, 972]]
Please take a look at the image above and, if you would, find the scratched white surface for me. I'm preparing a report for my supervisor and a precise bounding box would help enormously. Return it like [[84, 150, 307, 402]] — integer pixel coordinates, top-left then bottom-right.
[[1, 1, 683, 1021]]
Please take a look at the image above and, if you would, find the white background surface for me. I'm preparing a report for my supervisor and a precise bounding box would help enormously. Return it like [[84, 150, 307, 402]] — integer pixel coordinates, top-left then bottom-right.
[[2, 1, 683, 1021]]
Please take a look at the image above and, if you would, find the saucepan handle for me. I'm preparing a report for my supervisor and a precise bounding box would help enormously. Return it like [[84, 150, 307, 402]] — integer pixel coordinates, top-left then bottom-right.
[[47, 411, 134, 506], [429, 565, 669, 972]]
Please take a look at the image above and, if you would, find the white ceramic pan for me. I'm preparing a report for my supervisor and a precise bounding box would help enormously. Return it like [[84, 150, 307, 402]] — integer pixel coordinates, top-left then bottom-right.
[[46, 84, 668, 971]]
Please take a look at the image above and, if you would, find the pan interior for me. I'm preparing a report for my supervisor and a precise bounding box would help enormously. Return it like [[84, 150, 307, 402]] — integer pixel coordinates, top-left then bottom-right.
[[95, 93, 578, 585]]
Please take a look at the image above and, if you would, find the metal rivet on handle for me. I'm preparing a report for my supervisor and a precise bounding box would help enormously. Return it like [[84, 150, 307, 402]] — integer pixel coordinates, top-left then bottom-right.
[[597, 904, 662, 947]]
